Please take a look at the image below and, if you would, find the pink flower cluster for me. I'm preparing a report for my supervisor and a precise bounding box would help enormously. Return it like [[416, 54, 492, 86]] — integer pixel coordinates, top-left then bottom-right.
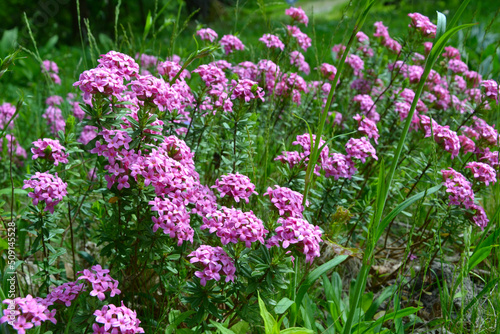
[[373, 21, 401, 53], [285, 6, 309, 26], [0, 102, 17, 129], [353, 94, 379, 121], [196, 28, 218, 43], [93, 302, 144, 333], [77, 265, 121, 301], [345, 137, 378, 163], [41, 60, 61, 84], [353, 114, 379, 144], [267, 217, 322, 264], [287, 25, 312, 51], [259, 33, 285, 50], [0, 135, 27, 162], [97, 50, 140, 80], [149, 197, 193, 245], [441, 168, 489, 229], [43, 281, 86, 307], [323, 153, 357, 180], [220, 35, 245, 55], [230, 78, 265, 102], [129, 74, 181, 112], [408, 13, 437, 38], [481, 79, 499, 102], [290, 51, 310, 75], [319, 63, 337, 81], [442, 168, 475, 208], [23, 172, 68, 213], [31, 138, 69, 166], [201, 207, 268, 248], [212, 173, 258, 203], [42, 105, 66, 134], [466, 162, 497, 186], [1, 295, 55, 334], [188, 245, 236, 286], [263, 185, 307, 218]]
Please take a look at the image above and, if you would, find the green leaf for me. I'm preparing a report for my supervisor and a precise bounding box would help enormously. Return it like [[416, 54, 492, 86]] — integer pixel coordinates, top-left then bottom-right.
[[468, 227, 500, 272], [48, 248, 67, 265], [280, 328, 314, 334], [275, 297, 294, 314], [210, 320, 236, 334], [0, 188, 27, 196], [448, 0, 471, 30], [375, 185, 441, 242], [356, 307, 421, 333], [364, 285, 397, 320], [291, 255, 347, 325], [230, 321, 250, 334], [258, 293, 278, 334], [143, 11, 153, 40], [435, 11, 447, 42]]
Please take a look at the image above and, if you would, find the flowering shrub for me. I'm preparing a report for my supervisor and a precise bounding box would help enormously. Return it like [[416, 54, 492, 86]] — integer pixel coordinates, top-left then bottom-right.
[[1, 3, 499, 333]]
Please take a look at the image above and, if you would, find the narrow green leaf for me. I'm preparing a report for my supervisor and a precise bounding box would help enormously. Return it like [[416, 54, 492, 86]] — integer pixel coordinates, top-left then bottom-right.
[[375, 184, 441, 241], [448, 0, 471, 30], [210, 320, 236, 334], [359, 307, 421, 333], [143, 11, 153, 40], [280, 328, 314, 334], [435, 11, 447, 41]]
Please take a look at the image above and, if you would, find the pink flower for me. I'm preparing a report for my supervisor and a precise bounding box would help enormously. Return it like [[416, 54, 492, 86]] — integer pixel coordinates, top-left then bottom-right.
[[73, 67, 126, 101], [267, 216, 322, 264], [213, 173, 258, 203], [285, 6, 309, 26], [149, 197, 193, 245], [220, 35, 245, 55], [323, 153, 357, 180], [259, 34, 285, 50], [201, 207, 268, 247], [196, 28, 218, 42], [23, 172, 68, 213], [441, 168, 474, 208], [31, 138, 69, 166], [470, 204, 489, 230], [289, 51, 310, 75], [93, 302, 144, 333], [188, 245, 236, 285], [287, 25, 312, 52], [97, 50, 139, 80], [480, 79, 499, 102], [319, 63, 337, 81], [442, 46, 461, 60], [263, 185, 307, 218], [0, 102, 18, 130], [466, 162, 497, 186], [356, 31, 369, 43], [230, 79, 265, 102], [346, 54, 364, 76], [345, 137, 378, 163], [448, 59, 468, 74], [77, 265, 121, 301], [408, 13, 436, 38], [433, 125, 461, 159], [353, 114, 379, 144]]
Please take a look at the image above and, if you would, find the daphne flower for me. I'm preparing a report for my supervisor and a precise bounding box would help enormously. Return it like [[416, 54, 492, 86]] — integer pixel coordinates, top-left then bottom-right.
[[196, 28, 218, 42]]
